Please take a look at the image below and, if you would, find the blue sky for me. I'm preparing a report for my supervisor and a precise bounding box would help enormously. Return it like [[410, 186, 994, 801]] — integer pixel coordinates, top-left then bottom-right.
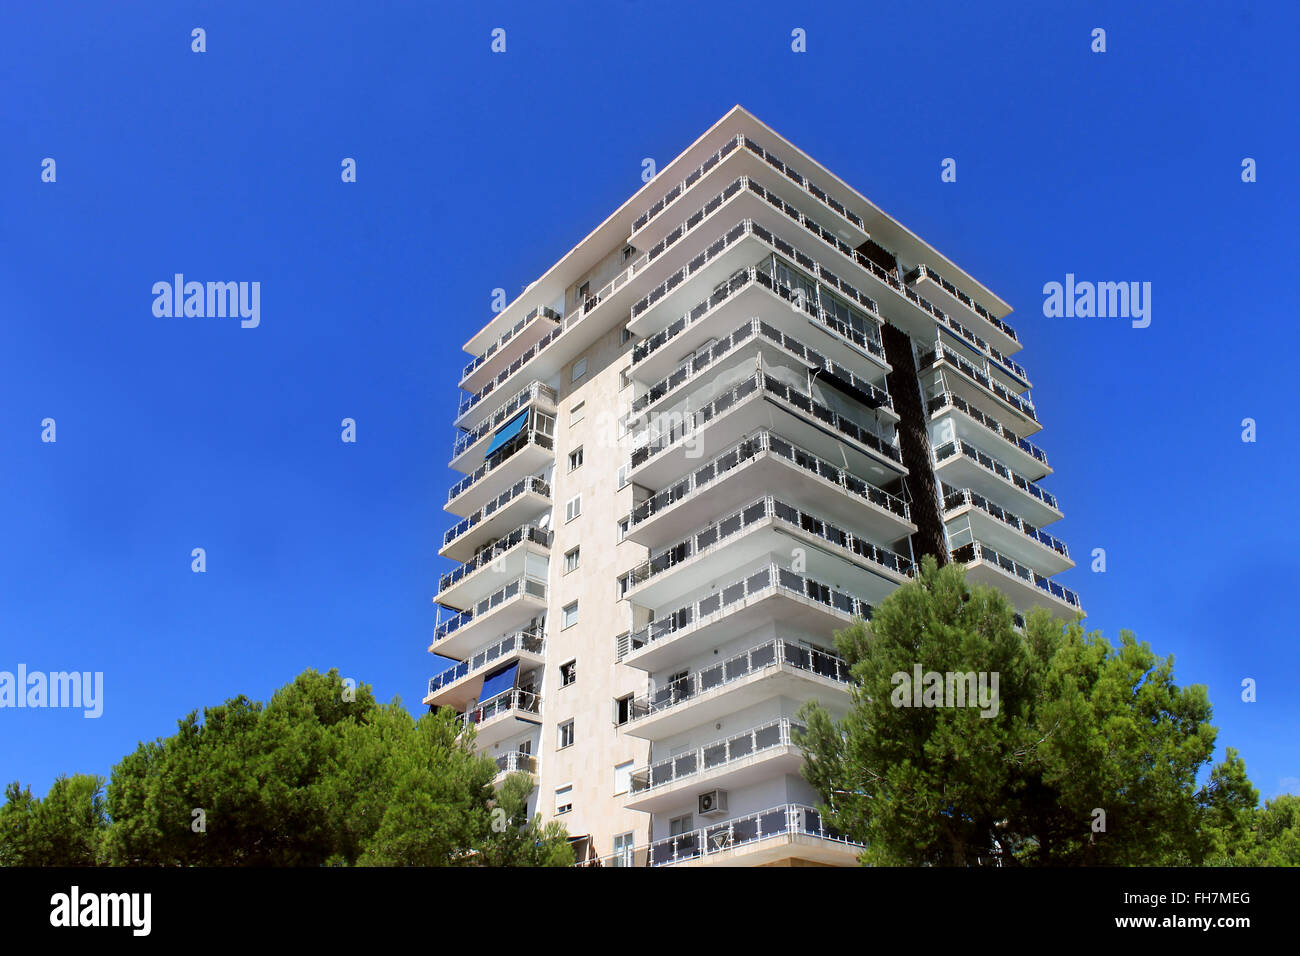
[[1, 1, 1297, 802]]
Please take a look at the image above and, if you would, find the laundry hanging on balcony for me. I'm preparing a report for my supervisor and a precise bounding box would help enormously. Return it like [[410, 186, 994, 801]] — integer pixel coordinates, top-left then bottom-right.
[[483, 410, 529, 458], [478, 662, 518, 703]]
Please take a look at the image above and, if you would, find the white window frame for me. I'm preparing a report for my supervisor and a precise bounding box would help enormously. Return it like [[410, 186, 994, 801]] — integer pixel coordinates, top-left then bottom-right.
[[558, 719, 575, 749], [572, 357, 587, 382], [571, 401, 585, 425], [564, 547, 580, 574], [568, 446, 584, 472], [555, 784, 573, 814], [561, 601, 579, 629], [614, 761, 634, 796], [565, 495, 582, 522]]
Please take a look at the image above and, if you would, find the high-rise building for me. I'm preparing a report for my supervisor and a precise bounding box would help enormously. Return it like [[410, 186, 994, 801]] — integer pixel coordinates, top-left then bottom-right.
[[424, 106, 1082, 867]]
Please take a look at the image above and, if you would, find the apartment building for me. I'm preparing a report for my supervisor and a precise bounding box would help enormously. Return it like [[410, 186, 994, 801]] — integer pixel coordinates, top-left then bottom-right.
[[423, 106, 1082, 868]]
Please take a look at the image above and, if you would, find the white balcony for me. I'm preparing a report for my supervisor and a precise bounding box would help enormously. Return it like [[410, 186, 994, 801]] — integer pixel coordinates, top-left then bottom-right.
[[460, 306, 561, 395], [907, 263, 1020, 358], [923, 342, 1040, 437], [644, 803, 862, 867], [623, 429, 913, 551], [423, 628, 546, 709], [450, 381, 557, 473], [439, 476, 551, 563], [617, 563, 874, 674], [941, 486, 1072, 577], [927, 390, 1050, 482], [951, 540, 1082, 619], [459, 688, 543, 751], [430, 574, 547, 660], [933, 439, 1061, 528], [628, 368, 904, 492], [623, 639, 850, 741], [624, 718, 805, 814], [445, 424, 555, 519], [619, 495, 911, 612], [493, 750, 538, 782], [435, 524, 551, 612]]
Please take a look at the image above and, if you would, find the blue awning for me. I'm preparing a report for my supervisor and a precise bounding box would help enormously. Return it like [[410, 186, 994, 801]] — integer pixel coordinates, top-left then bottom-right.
[[479, 663, 518, 703], [483, 410, 529, 458]]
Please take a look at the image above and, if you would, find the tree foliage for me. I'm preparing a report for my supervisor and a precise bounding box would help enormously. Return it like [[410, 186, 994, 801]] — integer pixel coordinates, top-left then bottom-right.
[[798, 556, 1269, 866], [1, 668, 571, 867]]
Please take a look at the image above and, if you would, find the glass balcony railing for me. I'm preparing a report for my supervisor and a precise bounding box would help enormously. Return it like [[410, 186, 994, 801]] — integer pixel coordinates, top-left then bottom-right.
[[644, 803, 862, 867], [941, 485, 1069, 559], [629, 315, 891, 421], [438, 524, 552, 594], [458, 687, 541, 731], [442, 476, 551, 550], [631, 131, 867, 237], [628, 718, 802, 795], [626, 639, 849, 722], [447, 424, 555, 505], [615, 563, 874, 661], [426, 628, 546, 698], [630, 369, 902, 470], [950, 540, 1081, 610], [632, 263, 886, 371], [933, 440, 1059, 512], [619, 495, 912, 594], [451, 381, 557, 461], [434, 574, 547, 642], [924, 342, 1037, 422], [926, 391, 1049, 470], [460, 306, 560, 384], [495, 750, 538, 776], [625, 429, 908, 532], [906, 263, 1019, 345]]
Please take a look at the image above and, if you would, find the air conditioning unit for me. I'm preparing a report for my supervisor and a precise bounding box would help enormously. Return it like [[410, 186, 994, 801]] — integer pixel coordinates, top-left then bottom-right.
[[698, 789, 728, 817]]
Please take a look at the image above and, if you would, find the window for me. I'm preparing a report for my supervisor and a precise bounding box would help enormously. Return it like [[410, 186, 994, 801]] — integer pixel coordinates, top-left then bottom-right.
[[558, 720, 575, 749], [565, 496, 582, 522], [572, 357, 587, 382], [623, 246, 634, 262], [620, 325, 633, 345], [616, 465, 629, 490], [560, 660, 577, 687], [614, 694, 633, 726], [617, 517, 629, 542], [578, 281, 590, 301], [614, 761, 633, 795], [619, 367, 631, 390], [570, 401, 585, 425], [612, 831, 635, 867], [568, 446, 584, 471], [669, 814, 693, 836], [562, 601, 579, 629], [555, 785, 573, 815], [564, 547, 580, 573]]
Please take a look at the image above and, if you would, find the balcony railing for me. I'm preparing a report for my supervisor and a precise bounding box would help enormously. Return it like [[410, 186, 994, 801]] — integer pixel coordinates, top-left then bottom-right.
[[451, 381, 557, 461], [941, 485, 1069, 559], [933, 440, 1059, 512], [626, 639, 849, 722], [951, 541, 1081, 610], [616, 563, 874, 661], [619, 495, 912, 594], [631, 263, 886, 373], [458, 687, 541, 731], [494, 751, 538, 776], [631, 131, 867, 237], [646, 803, 861, 867], [460, 306, 561, 384], [434, 574, 547, 642], [630, 369, 901, 470], [438, 524, 552, 594], [426, 628, 546, 698], [924, 342, 1037, 423], [629, 316, 891, 423], [926, 391, 1049, 470], [906, 263, 1019, 345], [442, 476, 551, 550], [625, 429, 908, 533], [628, 718, 802, 795], [447, 425, 555, 505]]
